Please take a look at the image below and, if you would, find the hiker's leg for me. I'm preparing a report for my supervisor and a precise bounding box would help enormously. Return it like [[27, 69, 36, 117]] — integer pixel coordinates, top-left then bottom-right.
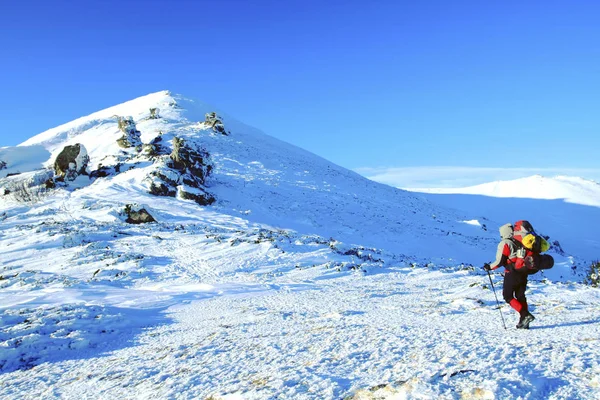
[[515, 276, 529, 316], [503, 272, 523, 312]]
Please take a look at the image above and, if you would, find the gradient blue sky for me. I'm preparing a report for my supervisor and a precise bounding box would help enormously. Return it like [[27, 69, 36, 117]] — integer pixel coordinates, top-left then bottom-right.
[[1, 1, 599, 187]]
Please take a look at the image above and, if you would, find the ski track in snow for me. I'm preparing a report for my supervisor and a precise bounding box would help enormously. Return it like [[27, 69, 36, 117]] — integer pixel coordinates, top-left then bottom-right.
[[1, 91, 599, 399]]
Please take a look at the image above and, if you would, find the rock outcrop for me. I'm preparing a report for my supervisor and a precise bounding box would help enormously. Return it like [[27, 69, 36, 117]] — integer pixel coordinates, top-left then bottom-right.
[[124, 204, 156, 224], [142, 133, 169, 158], [170, 137, 212, 184], [54, 144, 89, 181], [149, 107, 160, 119], [204, 112, 228, 135], [144, 137, 215, 205], [178, 186, 215, 206], [116, 116, 142, 149], [89, 163, 121, 179]]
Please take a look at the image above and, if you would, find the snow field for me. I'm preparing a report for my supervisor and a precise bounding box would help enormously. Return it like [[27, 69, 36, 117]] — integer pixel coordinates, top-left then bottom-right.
[[3, 267, 599, 399]]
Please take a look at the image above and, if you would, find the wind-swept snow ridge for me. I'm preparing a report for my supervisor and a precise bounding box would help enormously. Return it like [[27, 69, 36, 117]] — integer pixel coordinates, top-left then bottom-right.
[[409, 175, 600, 208], [0, 145, 50, 178]]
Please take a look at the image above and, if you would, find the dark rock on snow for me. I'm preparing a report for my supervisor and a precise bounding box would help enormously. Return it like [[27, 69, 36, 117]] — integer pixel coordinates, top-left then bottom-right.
[[54, 143, 89, 181], [124, 204, 156, 224]]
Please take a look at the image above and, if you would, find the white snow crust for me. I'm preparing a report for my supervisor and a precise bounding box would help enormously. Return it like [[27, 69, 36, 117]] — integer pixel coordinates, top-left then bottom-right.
[[409, 175, 600, 208]]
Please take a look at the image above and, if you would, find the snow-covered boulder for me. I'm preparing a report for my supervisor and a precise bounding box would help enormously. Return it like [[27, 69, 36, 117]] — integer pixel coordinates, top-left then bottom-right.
[[124, 204, 156, 224], [53, 144, 89, 181]]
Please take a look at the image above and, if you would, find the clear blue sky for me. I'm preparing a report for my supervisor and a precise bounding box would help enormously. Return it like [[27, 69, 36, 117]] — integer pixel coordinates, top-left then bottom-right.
[[1, 1, 599, 186]]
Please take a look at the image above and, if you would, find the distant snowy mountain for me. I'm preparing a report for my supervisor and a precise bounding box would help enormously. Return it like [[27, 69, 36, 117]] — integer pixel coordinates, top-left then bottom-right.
[[409, 175, 600, 207], [2, 92, 599, 399]]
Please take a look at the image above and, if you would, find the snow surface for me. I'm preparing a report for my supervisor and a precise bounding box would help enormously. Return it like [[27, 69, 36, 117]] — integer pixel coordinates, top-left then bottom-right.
[[409, 175, 600, 208], [0, 145, 50, 178], [1, 91, 599, 399]]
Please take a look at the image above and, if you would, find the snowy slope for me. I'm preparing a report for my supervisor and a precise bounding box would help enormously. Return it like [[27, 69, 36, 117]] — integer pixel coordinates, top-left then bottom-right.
[[0, 145, 50, 178], [1, 92, 599, 399], [5, 90, 501, 264]]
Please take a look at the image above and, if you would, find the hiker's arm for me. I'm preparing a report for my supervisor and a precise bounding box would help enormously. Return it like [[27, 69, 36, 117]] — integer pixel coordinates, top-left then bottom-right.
[[489, 242, 509, 270]]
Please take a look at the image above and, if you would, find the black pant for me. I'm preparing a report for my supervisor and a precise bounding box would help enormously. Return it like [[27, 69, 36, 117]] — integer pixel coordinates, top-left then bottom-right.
[[503, 270, 528, 315]]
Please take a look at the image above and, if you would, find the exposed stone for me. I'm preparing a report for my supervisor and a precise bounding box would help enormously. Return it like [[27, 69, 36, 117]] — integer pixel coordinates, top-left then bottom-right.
[[204, 112, 228, 135], [178, 187, 216, 206], [90, 164, 122, 179], [151, 133, 163, 143], [150, 170, 178, 187], [169, 137, 211, 184], [117, 134, 141, 149], [149, 107, 160, 119], [142, 137, 215, 206], [54, 144, 89, 181], [124, 204, 156, 224], [142, 144, 157, 157], [142, 134, 168, 157], [116, 116, 141, 149], [0, 160, 6, 171], [149, 182, 177, 197], [44, 179, 56, 189], [117, 116, 138, 134]]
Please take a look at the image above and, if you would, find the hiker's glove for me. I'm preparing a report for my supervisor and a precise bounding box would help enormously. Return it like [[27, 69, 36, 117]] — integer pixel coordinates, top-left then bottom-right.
[[483, 263, 491, 271]]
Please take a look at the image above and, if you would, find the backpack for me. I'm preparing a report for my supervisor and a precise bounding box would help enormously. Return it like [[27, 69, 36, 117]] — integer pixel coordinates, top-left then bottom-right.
[[511, 220, 553, 273], [513, 220, 550, 253]]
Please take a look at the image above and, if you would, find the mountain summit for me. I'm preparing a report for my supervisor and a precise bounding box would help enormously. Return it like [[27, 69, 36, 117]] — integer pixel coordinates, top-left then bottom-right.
[[1, 90, 495, 262]]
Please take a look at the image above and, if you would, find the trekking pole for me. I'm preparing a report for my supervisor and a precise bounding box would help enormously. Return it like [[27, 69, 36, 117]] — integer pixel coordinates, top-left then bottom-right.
[[486, 269, 507, 330]]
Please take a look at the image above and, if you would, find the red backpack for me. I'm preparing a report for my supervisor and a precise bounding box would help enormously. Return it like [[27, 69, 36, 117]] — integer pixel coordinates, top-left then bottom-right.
[[511, 220, 553, 273]]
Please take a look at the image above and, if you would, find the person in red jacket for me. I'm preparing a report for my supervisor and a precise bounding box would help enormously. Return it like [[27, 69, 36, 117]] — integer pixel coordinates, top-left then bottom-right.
[[484, 223, 535, 329]]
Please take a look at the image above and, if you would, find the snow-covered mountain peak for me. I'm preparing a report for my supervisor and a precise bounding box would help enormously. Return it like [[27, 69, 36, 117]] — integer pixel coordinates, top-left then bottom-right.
[[1, 90, 510, 266], [21, 90, 176, 149]]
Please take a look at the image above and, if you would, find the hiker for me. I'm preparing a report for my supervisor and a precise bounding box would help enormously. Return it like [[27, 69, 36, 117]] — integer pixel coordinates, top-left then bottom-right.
[[484, 223, 537, 329]]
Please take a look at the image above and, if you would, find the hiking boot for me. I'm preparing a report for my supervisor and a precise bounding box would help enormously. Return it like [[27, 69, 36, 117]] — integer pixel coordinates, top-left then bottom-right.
[[516, 313, 535, 329], [516, 313, 526, 329]]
